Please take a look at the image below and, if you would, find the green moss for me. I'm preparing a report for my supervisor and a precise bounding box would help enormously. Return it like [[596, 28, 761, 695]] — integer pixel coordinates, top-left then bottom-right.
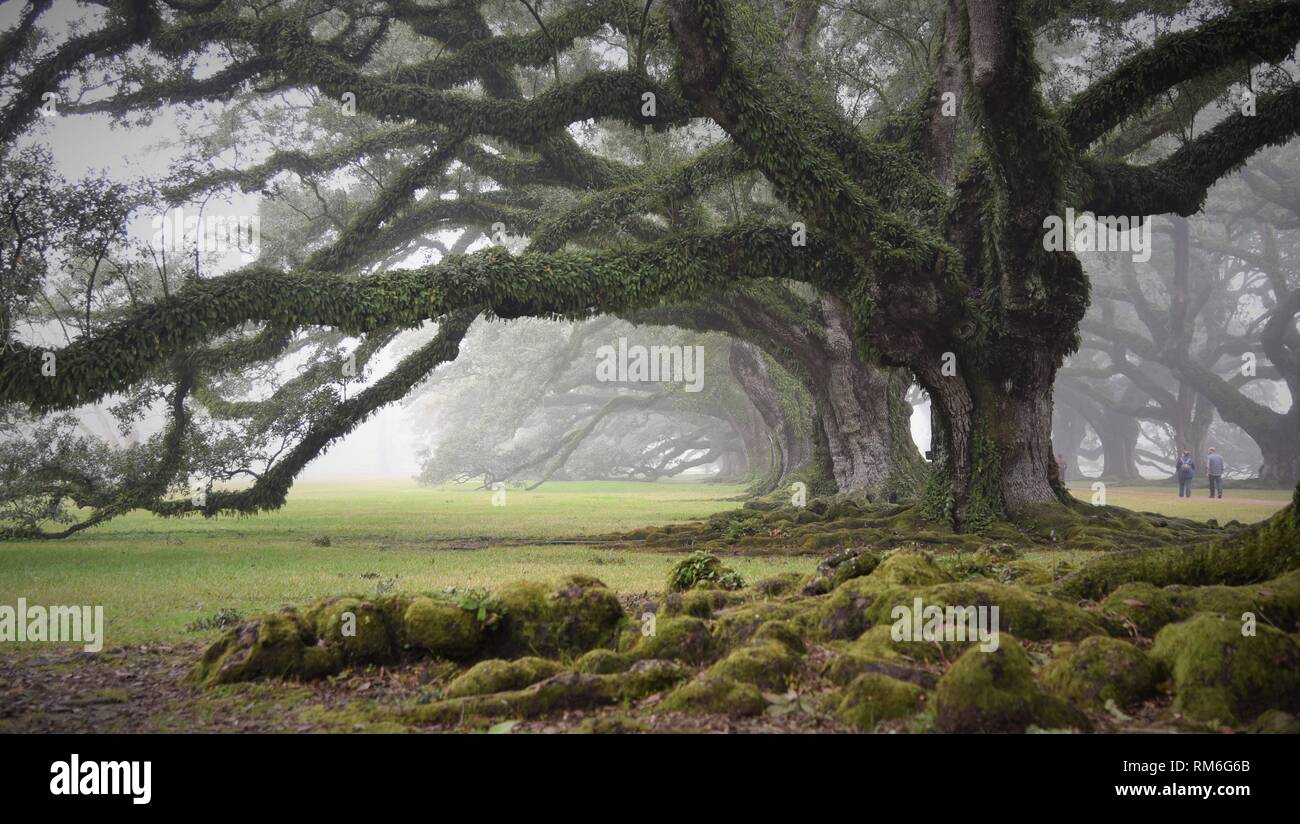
[[627, 615, 716, 665], [823, 650, 937, 689], [711, 600, 807, 648], [1100, 583, 1188, 637], [751, 573, 806, 597], [405, 661, 688, 725], [445, 657, 564, 698], [1040, 636, 1158, 709], [804, 547, 881, 594], [1150, 612, 1300, 726], [1056, 490, 1300, 600], [818, 576, 1107, 643], [660, 589, 725, 619], [489, 575, 625, 659], [574, 648, 633, 674], [1170, 569, 1300, 628], [659, 677, 767, 717], [816, 577, 910, 640], [189, 609, 339, 686], [309, 597, 396, 663], [751, 620, 806, 654], [849, 624, 971, 664], [703, 641, 799, 691], [869, 548, 954, 586], [904, 581, 1109, 641], [835, 673, 927, 730], [1247, 710, 1300, 734], [404, 597, 482, 660], [934, 636, 1089, 733]]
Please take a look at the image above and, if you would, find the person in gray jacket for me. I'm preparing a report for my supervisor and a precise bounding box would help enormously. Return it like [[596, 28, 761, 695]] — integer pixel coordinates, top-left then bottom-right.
[[1206, 447, 1224, 499]]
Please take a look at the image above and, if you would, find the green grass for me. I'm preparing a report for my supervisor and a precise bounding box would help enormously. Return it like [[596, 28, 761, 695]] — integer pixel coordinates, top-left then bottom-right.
[[1, 479, 1290, 647], [1064, 481, 1290, 525], [0, 480, 809, 644]]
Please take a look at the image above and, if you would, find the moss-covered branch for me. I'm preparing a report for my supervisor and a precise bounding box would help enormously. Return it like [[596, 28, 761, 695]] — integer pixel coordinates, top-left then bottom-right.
[[1060, 0, 1300, 149], [1078, 86, 1300, 217], [1, 224, 849, 412]]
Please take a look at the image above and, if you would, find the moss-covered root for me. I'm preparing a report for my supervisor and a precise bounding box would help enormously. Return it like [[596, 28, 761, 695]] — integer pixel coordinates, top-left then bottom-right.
[[624, 615, 716, 664], [655, 620, 806, 717], [934, 636, 1090, 733], [1150, 613, 1300, 726], [191, 576, 627, 686], [405, 661, 689, 725], [818, 573, 1110, 643], [802, 547, 882, 595], [444, 657, 564, 698], [488, 575, 626, 658], [188, 609, 340, 686], [834, 673, 928, 731], [1040, 636, 1159, 710], [1100, 570, 1300, 637], [657, 678, 767, 717], [1056, 484, 1300, 601]]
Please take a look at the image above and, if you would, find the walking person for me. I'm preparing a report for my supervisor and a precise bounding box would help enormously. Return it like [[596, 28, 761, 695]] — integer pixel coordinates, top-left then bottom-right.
[[1206, 447, 1224, 499], [1176, 450, 1196, 498]]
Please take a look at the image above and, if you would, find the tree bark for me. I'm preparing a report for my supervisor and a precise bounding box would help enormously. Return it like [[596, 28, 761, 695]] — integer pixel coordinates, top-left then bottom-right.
[[631, 288, 923, 499], [727, 339, 807, 490], [918, 347, 1064, 525]]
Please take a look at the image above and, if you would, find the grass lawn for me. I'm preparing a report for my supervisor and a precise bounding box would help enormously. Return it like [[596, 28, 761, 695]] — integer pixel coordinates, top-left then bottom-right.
[[1063, 481, 1291, 525], [0, 480, 807, 644], [1, 479, 1291, 646]]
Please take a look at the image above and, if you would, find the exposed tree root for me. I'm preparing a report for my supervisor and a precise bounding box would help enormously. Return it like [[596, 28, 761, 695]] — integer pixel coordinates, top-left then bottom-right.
[[1055, 483, 1300, 600], [189, 491, 1300, 733], [613, 494, 1228, 556]]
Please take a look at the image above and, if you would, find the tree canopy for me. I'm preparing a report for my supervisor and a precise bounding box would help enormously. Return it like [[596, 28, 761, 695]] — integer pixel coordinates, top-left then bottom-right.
[[3, 0, 1300, 537]]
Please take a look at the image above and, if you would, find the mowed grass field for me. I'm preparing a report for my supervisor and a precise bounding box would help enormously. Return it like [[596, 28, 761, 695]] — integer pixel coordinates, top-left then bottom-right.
[[1063, 480, 1292, 525], [0, 480, 806, 644], [0, 479, 1290, 646]]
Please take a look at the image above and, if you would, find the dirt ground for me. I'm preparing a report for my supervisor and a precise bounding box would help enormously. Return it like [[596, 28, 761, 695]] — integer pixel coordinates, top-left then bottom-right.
[[0, 644, 858, 734], [0, 639, 1207, 734]]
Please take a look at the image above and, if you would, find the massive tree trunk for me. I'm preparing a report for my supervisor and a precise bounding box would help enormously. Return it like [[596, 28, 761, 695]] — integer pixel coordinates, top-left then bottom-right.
[[809, 296, 921, 496], [1051, 402, 1088, 480], [913, 334, 1068, 527], [1056, 381, 1144, 481], [1096, 407, 1142, 481], [632, 288, 924, 499], [727, 339, 809, 491], [1255, 426, 1300, 486]]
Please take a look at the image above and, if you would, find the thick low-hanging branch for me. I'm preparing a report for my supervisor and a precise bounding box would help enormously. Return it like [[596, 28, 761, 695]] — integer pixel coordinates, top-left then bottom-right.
[[1, 224, 848, 412], [153, 309, 477, 517]]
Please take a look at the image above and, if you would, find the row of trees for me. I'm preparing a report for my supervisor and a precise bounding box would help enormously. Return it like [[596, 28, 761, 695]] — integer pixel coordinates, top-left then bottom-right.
[[1054, 144, 1299, 484], [2, 0, 1299, 539]]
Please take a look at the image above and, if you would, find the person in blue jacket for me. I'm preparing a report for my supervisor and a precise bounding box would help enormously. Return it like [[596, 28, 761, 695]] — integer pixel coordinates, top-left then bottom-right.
[[1176, 450, 1196, 498]]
